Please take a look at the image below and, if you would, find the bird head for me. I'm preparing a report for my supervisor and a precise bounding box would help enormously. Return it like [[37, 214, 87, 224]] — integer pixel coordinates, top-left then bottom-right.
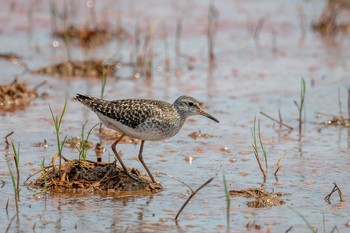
[[174, 96, 219, 123]]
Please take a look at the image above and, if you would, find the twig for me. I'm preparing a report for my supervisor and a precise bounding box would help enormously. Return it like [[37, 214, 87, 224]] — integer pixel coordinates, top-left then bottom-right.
[[95, 161, 117, 184], [24, 165, 55, 184], [297, 5, 307, 39], [158, 172, 193, 192], [207, 0, 218, 63], [253, 16, 266, 49], [175, 17, 182, 58], [5, 131, 14, 145], [346, 85, 350, 119], [274, 150, 286, 176], [338, 88, 344, 121], [325, 182, 345, 204], [5, 213, 17, 233], [278, 109, 282, 124], [253, 148, 267, 183], [260, 112, 294, 131], [330, 225, 339, 233], [285, 226, 293, 233], [175, 166, 221, 221], [33, 80, 47, 91]]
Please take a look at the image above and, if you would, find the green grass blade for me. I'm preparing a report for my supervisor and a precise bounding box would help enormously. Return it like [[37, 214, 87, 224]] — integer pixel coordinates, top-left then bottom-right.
[[223, 172, 231, 233], [287, 206, 316, 233], [258, 119, 267, 170]]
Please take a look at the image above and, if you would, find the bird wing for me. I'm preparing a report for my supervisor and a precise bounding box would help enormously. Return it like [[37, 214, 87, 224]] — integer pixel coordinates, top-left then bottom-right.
[[76, 94, 172, 129], [100, 99, 169, 128]]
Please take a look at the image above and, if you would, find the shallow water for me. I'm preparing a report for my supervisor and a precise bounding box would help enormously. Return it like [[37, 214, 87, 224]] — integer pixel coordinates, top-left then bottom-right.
[[1, 0, 350, 232]]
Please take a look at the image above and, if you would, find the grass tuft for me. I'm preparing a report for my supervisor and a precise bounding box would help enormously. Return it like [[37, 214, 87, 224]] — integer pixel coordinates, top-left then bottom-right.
[[78, 122, 99, 160], [7, 140, 21, 213], [49, 99, 68, 175], [223, 172, 231, 233], [251, 116, 267, 182], [293, 78, 306, 135]]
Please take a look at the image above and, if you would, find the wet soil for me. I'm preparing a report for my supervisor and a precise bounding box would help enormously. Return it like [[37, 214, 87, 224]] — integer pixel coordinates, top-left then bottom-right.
[[1, 0, 350, 232], [52, 25, 129, 48], [0, 81, 38, 111], [229, 187, 286, 208], [32, 59, 118, 77], [27, 158, 162, 195], [313, 0, 350, 34]]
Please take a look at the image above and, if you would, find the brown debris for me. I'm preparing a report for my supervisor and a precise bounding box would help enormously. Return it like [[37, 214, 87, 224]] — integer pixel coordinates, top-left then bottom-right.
[[0, 82, 38, 112], [188, 131, 213, 139], [32, 139, 50, 148], [65, 136, 94, 149], [325, 182, 345, 204], [32, 59, 117, 78], [229, 187, 286, 208], [27, 159, 162, 196], [53, 25, 129, 48], [246, 221, 261, 231], [0, 53, 23, 62], [313, 0, 350, 34], [322, 117, 350, 127]]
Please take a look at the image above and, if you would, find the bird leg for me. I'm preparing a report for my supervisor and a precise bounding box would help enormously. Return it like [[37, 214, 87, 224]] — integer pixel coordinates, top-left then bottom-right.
[[111, 134, 136, 180], [138, 140, 156, 183]]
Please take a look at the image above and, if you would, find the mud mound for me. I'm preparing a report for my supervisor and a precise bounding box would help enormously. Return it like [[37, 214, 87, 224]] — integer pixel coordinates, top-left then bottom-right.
[[28, 158, 162, 196], [32, 59, 117, 77], [322, 117, 350, 127], [53, 25, 129, 48], [230, 187, 286, 208], [313, 0, 350, 34], [0, 82, 38, 112]]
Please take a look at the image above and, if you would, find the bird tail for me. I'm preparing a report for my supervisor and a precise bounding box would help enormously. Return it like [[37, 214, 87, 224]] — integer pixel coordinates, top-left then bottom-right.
[[75, 93, 104, 111], [75, 93, 92, 102]]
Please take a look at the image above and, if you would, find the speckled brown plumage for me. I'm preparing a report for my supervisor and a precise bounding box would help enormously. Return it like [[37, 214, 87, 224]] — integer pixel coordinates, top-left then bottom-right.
[[76, 94, 177, 129]]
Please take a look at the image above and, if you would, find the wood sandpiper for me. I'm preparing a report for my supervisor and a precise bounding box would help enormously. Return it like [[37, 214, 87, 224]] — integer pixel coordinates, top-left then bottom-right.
[[75, 94, 219, 183]]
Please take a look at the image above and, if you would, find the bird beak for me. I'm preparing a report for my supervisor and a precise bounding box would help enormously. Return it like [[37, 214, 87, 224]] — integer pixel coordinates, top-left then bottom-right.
[[198, 108, 219, 123]]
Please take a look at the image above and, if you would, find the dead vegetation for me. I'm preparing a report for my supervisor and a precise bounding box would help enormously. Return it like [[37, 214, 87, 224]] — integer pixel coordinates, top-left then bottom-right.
[[229, 187, 286, 208], [64, 136, 94, 149], [32, 59, 118, 77], [188, 131, 213, 139], [325, 182, 345, 204], [320, 87, 350, 127], [26, 157, 162, 196], [53, 25, 129, 48], [322, 117, 350, 127], [313, 0, 350, 34], [0, 53, 23, 62], [0, 81, 39, 112]]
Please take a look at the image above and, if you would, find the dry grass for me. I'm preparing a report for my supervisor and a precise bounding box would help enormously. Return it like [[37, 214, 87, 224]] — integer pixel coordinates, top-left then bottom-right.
[[26, 158, 162, 196]]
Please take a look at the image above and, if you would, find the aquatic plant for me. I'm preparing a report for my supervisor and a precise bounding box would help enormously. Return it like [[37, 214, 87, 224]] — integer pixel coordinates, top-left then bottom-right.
[[294, 78, 306, 135], [6, 140, 21, 214], [251, 116, 267, 183], [223, 172, 231, 233], [78, 122, 98, 160], [49, 99, 67, 175]]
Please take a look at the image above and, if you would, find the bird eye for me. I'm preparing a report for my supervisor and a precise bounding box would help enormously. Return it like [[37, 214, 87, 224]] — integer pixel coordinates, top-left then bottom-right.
[[188, 102, 194, 107]]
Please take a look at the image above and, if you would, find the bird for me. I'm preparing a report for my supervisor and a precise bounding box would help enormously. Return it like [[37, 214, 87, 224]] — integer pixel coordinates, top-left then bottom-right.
[[75, 94, 219, 183]]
